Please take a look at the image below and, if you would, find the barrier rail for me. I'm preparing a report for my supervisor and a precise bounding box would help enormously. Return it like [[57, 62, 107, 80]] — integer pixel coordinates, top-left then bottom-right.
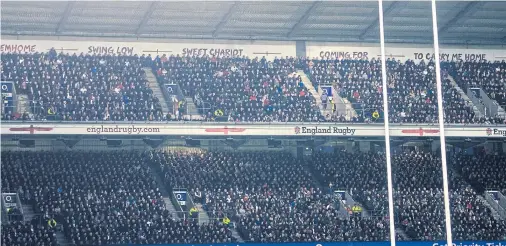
[[484, 191, 506, 219], [2, 119, 505, 126], [111, 241, 506, 246]]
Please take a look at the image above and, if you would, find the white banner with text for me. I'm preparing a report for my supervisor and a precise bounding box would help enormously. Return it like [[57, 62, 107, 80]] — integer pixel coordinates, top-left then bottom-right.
[[307, 43, 506, 62], [1, 39, 296, 60], [1, 123, 505, 138]]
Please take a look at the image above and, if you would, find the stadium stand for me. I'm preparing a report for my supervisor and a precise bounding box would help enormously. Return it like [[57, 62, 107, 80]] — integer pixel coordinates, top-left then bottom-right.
[[392, 152, 506, 241], [453, 154, 506, 195], [147, 150, 391, 242], [308, 150, 506, 241], [1, 51, 163, 121], [306, 58, 503, 124], [1, 219, 57, 246], [3, 50, 504, 124], [1, 151, 236, 245], [2, 2, 506, 246], [3, 149, 505, 244], [446, 61, 506, 111], [153, 56, 324, 122]]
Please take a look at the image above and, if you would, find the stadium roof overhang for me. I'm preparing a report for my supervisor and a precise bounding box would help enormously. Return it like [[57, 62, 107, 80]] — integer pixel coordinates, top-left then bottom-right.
[[1, 1, 505, 45]]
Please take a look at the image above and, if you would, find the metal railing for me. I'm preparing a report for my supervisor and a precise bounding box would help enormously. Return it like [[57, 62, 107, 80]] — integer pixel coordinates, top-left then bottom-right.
[[483, 191, 506, 219], [9, 100, 504, 125], [2, 117, 506, 126], [467, 88, 502, 117]]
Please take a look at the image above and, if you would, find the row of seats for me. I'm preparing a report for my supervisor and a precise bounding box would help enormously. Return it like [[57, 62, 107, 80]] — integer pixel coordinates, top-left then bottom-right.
[[2, 51, 505, 123], [153, 56, 322, 122], [150, 150, 506, 242], [308, 151, 506, 241], [151, 150, 390, 242], [1, 219, 57, 246], [1, 151, 236, 246], [2, 150, 506, 244], [1, 52, 163, 121]]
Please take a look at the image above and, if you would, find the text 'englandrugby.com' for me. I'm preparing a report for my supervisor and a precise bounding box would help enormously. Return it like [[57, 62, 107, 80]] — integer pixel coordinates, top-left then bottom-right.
[[86, 125, 161, 134]]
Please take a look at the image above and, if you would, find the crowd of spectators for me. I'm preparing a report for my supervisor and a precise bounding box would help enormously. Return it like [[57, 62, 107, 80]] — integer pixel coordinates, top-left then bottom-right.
[[308, 150, 506, 241], [2, 148, 506, 243], [153, 56, 324, 122], [392, 151, 506, 241], [445, 60, 506, 111], [453, 153, 506, 194], [1, 219, 57, 246], [2, 49, 505, 124], [1, 151, 236, 245], [1, 51, 163, 121], [308, 151, 388, 214], [149, 150, 390, 242], [306, 58, 496, 124]]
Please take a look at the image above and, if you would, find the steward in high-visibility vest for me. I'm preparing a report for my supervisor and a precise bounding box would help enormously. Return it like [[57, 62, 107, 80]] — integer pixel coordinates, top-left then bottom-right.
[[214, 109, 224, 117], [48, 218, 57, 228], [47, 107, 56, 115], [189, 207, 198, 218], [351, 205, 362, 215], [372, 111, 380, 120], [222, 216, 230, 225]]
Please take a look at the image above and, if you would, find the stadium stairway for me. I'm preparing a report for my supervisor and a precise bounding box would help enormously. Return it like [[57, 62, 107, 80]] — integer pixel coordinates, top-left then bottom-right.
[[194, 204, 210, 225], [147, 166, 179, 215], [21, 204, 35, 222], [303, 164, 355, 218], [446, 75, 485, 118], [477, 194, 504, 220], [451, 166, 504, 220], [484, 191, 506, 219], [143, 68, 170, 114], [296, 70, 333, 119], [184, 97, 203, 120], [230, 226, 245, 242], [331, 82, 359, 120], [193, 204, 244, 242], [342, 191, 371, 218], [16, 94, 30, 115], [395, 228, 410, 240], [55, 231, 71, 246]]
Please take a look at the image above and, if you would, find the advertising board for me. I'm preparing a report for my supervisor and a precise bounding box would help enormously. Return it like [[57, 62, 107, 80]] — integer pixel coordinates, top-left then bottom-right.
[[1, 123, 505, 138]]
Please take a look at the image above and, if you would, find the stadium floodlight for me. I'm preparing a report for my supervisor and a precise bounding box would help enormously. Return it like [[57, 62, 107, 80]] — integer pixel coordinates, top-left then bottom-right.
[[431, 1, 453, 246], [377, 0, 397, 245]]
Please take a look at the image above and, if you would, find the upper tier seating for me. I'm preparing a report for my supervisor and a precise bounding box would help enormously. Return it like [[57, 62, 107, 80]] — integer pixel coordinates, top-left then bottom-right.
[[1, 51, 163, 121], [2, 51, 504, 124]]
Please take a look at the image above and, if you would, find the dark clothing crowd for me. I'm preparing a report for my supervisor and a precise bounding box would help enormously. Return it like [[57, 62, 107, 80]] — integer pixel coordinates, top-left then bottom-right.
[[2, 149, 506, 244], [1, 219, 57, 246], [2, 50, 505, 124], [1, 51, 163, 121], [148, 150, 390, 242], [1, 151, 235, 246], [308, 150, 506, 241], [453, 154, 506, 195], [153, 56, 322, 122], [445, 61, 506, 112], [307, 58, 505, 124]]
